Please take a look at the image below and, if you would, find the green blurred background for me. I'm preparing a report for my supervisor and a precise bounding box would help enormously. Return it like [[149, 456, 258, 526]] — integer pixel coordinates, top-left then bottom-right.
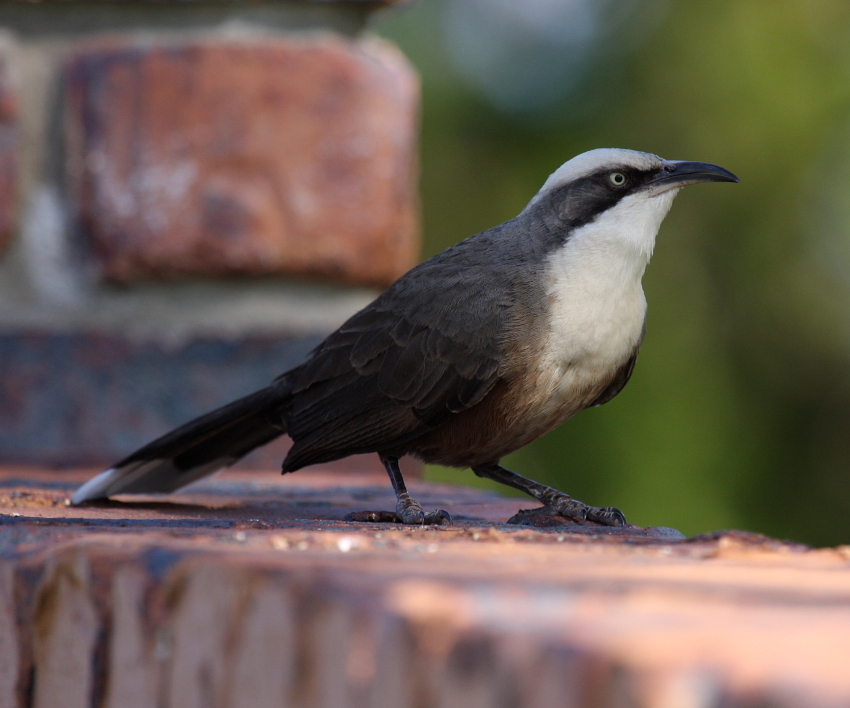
[[374, 0, 850, 545]]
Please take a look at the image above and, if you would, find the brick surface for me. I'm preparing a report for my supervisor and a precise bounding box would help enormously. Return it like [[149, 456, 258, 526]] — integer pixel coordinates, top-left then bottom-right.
[[7, 0, 405, 4], [0, 332, 320, 466], [0, 468, 849, 707], [0, 332, 416, 476], [65, 35, 419, 286], [0, 50, 17, 255]]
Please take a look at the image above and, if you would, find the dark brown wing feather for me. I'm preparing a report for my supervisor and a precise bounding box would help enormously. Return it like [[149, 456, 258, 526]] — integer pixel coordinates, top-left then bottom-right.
[[279, 215, 555, 472], [282, 280, 507, 471]]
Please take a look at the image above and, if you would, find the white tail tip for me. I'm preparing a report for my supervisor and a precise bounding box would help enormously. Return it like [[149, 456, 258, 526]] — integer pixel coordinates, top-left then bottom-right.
[[70, 468, 120, 505]]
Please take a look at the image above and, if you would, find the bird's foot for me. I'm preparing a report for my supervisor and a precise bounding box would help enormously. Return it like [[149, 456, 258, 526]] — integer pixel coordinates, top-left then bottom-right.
[[345, 510, 399, 523], [343, 510, 452, 525], [396, 493, 452, 525], [423, 509, 453, 525], [509, 496, 626, 527], [396, 492, 426, 523], [344, 496, 452, 526]]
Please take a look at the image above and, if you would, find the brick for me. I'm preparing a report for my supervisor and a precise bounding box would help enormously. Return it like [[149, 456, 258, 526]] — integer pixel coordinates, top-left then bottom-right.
[[103, 567, 158, 708], [32, 554, 99, 708], [0, 50, 17, 255], [0, 565, 18, 707], [162, 565, 244, 708], [2, 470, 850, 708], [7, 0, 405, 4], [0, 331, 319, 466], [224, 582, 296, 708], [65, 35, 419, 287], [0, 331, 415, 476]]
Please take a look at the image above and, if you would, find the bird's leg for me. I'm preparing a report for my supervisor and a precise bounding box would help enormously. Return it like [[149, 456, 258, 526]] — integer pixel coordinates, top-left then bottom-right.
[[383, 455, 451, 525], [345, 455, 451, 525], [471, 461, 625, 527]]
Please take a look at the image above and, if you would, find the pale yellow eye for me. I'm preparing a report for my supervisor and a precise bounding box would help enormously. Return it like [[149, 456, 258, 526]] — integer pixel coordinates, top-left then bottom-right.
[[609, 171, 627, 187]]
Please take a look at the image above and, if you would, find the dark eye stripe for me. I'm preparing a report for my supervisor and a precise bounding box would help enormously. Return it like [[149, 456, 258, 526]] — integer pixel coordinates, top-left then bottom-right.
[[528, 165, 662, 246]]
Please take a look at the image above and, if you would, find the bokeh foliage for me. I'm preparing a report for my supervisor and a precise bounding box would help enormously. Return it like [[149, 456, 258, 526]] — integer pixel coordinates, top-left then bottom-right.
[[375, 0, 850, 544]]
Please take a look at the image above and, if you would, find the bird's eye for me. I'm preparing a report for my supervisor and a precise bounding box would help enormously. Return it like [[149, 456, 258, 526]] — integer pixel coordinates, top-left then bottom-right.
[[609, 172, 627, 187]]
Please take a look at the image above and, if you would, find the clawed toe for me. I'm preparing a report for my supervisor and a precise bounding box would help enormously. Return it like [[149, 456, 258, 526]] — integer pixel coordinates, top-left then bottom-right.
[[586, 505, 626, 526], [398, 506, 425, 524], [345, 507, 452, 525], [424, 509, 452, 525], [508, 499, 627, 528], [344, 510, 399, 523], [396, 493, 425, 524], [398, 503, 452, 525], [550, 495, 626, 527]]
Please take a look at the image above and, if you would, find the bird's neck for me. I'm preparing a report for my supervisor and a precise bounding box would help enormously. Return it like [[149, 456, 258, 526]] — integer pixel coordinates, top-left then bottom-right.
[[540, 189, 680, 367]]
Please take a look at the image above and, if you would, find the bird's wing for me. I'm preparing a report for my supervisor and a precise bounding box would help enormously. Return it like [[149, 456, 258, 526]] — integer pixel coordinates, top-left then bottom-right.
[[281, 266, 508, 471], [588, 320, 645, 408]]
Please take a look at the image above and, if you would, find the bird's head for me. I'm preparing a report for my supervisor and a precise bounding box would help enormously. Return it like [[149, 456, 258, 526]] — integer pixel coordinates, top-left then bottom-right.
[[524, 148, 738, 257]]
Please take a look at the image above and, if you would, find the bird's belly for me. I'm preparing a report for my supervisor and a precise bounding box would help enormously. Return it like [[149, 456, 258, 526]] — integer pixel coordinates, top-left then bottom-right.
[[550, 302, 644, 387], [405, 364, 609, 467], [406, 347, 633, 468]]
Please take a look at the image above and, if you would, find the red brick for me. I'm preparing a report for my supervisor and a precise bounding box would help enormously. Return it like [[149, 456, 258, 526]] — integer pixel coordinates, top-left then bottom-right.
[[32, 554, 98, 708], [3, 470, 850, 707], [0, 52, 18, 255], [64, 35, 419, 287], [0, 331, 322, 466], [8, 0, 405, 4], [0, 566, 18, 708]]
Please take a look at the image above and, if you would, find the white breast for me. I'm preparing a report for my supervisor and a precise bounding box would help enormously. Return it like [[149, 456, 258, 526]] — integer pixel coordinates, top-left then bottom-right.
[[530, 189, 678, 422]]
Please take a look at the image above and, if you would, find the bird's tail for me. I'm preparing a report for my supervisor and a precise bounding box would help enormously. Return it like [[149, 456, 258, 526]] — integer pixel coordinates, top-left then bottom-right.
[[71, 384, 289, 504]]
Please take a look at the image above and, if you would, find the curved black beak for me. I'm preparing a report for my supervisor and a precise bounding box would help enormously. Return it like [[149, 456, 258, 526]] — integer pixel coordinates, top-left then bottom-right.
[[646, 160, 739, 196]]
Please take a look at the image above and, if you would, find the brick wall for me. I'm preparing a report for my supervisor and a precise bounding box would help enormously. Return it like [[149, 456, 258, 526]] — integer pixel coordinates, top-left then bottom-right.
[[0, 0, 419, 468], [1, 469, 848, 708]]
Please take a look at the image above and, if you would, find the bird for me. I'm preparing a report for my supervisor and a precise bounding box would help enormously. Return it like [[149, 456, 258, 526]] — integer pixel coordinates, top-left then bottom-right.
[[71, 148, 738, 526]]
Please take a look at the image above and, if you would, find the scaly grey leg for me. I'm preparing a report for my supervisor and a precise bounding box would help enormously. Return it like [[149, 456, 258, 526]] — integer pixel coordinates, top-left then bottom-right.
[[471, 461, 625, 526], [345, 454, 451, 525]]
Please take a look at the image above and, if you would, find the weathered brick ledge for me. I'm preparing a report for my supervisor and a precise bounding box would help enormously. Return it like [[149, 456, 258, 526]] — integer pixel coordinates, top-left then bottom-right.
[[0, 467, 848, 708]]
